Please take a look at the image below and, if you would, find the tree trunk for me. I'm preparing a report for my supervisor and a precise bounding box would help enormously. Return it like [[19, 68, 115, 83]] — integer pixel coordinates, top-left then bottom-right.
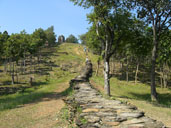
[[16, 62, 19, 84], [160, 67, 163, 88], [24, 51, 26, 73], [10, 59, 12, 75], [37, 53, 40, 66], [95, 59, 100, 76], [20, 59, 23, 74], [126, 57, 129, 82], [104, 57, 110, 96], [163, 63, 168, 88], [4, 59, 7, 73], [30, 55, 32, 74], [11, 62, 15, 85], [104, 38, 110, 96], [33, 57, 36, 73], [135, 62, 139, 84], [151, 26, 158, 101]]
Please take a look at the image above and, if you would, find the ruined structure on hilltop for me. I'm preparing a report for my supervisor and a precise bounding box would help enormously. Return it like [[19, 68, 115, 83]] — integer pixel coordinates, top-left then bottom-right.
[[58, 35, 65, 43]]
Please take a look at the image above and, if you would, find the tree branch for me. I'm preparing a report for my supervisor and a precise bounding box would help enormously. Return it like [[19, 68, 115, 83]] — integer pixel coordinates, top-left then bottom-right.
[[108, 32, 125, 58]]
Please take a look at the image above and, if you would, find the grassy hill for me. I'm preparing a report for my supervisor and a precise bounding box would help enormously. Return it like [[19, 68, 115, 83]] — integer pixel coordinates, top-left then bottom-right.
[[0, 43, 170, 127]]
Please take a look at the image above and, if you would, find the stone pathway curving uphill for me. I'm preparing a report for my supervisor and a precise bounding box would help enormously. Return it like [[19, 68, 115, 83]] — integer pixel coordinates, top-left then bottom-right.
[[66, 60, 165, 128]]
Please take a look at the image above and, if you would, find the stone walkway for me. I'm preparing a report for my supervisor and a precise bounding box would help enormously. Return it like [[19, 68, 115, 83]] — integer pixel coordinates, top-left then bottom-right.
[[66, 60, 165, 128]]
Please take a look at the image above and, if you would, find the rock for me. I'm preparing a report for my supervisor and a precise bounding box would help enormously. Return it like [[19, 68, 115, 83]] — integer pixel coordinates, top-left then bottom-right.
[[102, 116, 117, 122], [96, 111, 116, 117], [119, 112, 144, 118], [83, 108, 99, 113], [103, 121, 120, 126], [84, 116, 100, 123], [121, 123, 145, 128], [123, 118, 144, 125]]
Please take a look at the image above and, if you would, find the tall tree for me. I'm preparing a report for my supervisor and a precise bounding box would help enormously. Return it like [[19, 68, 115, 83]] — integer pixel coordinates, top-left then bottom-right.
[[28, 28, 46, 73], [0, 31, 10, 61], [129, 0, 171, 101], [19, 30, 30, 73], [45, 26, 56, 46], [5, 34, 22, 84], [70, 0, 133, 96]]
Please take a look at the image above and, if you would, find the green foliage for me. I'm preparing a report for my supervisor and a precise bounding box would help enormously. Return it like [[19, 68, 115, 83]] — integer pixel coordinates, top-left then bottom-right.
[[45, 26, 56, 46], [66, 34, 78, 43], [79, 33, 86, 45], [79, 26, 102, 55], [0, 31, 10, 60], [158, 30, 171, 65], [4, 33, 23, 61]]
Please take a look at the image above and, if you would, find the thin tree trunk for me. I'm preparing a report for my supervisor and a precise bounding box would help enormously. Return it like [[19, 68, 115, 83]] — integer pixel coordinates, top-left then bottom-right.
[[151, 26, 158, 101], [4, 58, 7, 73], [20, 59, 23, 74], [10, 59, 12, 75], [104, 57, 110, 96], [104, 38, 110, 96], [30, 55, 32, 74], [16, 62, 19, 83], [163, 63, 168, 88], [120, 61, 123, 69], [126, 56, 129, 82], [135, 62, 139, 84], [34, 57, 36, 73], [24, 51, 26, 73], [160, 67, 163, 88], [11, 61, 15, 85]]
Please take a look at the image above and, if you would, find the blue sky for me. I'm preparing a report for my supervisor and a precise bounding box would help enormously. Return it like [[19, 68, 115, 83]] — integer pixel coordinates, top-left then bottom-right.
[[0, 0, 91, 40]]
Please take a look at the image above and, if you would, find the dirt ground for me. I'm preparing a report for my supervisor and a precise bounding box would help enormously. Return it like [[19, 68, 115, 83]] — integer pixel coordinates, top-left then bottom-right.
[[0, 83, 69, 128]]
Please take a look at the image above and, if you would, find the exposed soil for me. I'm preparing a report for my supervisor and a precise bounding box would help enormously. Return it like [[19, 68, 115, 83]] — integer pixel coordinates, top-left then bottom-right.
[[0, 83, 69, 128]]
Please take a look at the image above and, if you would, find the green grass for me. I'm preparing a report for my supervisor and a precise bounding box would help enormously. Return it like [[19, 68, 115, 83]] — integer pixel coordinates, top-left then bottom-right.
[[91, 75, 171, 107], [0, 43, 80, 112], [0, 73, 75, 112]]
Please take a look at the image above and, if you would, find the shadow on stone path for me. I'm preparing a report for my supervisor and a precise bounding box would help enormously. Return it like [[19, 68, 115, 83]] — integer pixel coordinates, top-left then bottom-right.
[[65, 60, 166, 128]]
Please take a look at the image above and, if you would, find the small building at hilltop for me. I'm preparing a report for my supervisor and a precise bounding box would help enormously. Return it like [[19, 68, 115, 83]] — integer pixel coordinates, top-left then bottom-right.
[[58, 35, 65, 43]]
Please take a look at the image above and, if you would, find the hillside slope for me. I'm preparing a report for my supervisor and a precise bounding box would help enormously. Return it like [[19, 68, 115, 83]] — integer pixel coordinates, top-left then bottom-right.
[[0, 43, 170, 127], [0, 43, 94, 128]]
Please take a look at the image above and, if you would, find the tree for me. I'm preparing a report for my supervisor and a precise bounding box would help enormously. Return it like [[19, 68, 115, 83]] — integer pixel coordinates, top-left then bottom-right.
[[70, 0, 133, 96], [28, 28, 46, 73], [45, 26, 56, 46], [19, 30, 30, 73], [79, 26, 102, 55], [79, 33, 87, 45], [120, 20, 152, 83], [130, 0, 171, 101], [5, 34, 23, 84], [66, 34, 78, 43], [157, 30, 171, 88], [0, 31, 10, 61]]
